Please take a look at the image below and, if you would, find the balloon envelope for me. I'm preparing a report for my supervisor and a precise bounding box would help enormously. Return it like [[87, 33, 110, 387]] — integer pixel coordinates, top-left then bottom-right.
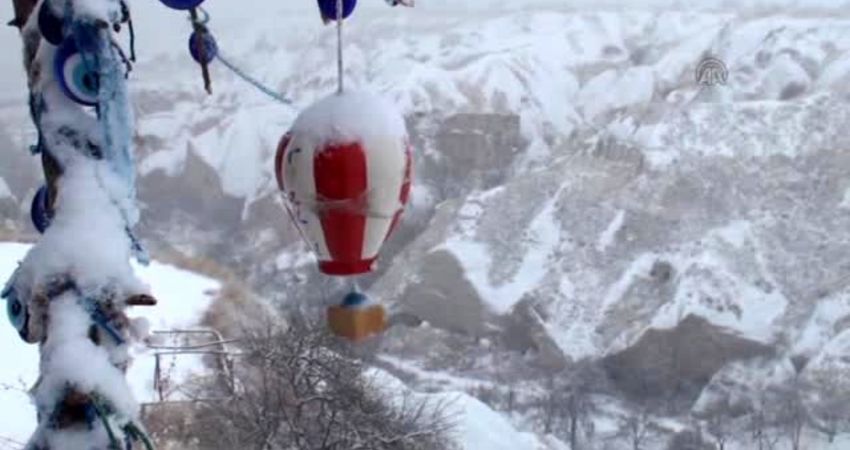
[[277, 92, 411, 276]]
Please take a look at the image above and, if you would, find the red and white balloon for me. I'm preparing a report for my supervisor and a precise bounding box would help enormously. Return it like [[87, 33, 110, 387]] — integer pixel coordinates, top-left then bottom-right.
[[275, 92, 412, 276]]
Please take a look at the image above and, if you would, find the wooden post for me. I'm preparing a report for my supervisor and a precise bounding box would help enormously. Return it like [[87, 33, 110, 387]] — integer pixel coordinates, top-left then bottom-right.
[[9, 0, 36, 28]]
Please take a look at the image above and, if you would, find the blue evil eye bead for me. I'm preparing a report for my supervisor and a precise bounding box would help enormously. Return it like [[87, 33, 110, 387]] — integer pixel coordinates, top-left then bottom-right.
[[54, 41, 99, 106], [30, 185, 51, 234], [342, 291, 369, 309], [159, 0, 205, 10], [317, 0, 357, 21], [189, 30, 218, 65], [38, 0, 64, 45], [6, 292, 28, 335]]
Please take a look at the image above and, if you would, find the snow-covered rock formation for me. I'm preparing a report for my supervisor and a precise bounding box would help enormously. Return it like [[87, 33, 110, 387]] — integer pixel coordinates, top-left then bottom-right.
[[1, 1, 849, 448]]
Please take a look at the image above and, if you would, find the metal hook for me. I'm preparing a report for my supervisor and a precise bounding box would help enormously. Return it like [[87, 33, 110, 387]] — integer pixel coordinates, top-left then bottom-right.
[[189, 6, 210, 26]]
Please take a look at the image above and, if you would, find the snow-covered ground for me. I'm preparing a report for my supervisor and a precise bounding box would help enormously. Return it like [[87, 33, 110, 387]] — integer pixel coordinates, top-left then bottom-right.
[[0, 242, 218, 447], [1, 1, 849, 449]]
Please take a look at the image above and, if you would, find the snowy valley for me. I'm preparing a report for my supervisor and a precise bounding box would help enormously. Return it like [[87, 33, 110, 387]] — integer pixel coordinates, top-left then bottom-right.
[[1, 0, 850, 449]]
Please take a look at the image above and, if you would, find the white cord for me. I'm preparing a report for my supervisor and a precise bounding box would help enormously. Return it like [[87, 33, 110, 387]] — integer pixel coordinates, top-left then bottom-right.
[[336, 0, 344, 94]]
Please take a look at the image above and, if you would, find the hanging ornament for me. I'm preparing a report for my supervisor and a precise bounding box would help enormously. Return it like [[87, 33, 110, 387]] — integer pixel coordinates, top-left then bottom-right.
[[317, 0, 357, 23], [54, 41, 99, 106], [159, 0, 205, 10], [188, 29, 218, 64], [327, 290, 387, 341], [276, 92, 412, 276], [38, 0, 64, 45], [188, 7, 214, 94], [3, 286, 29, 342], [30, 185, 52, 234], [1, 269, 37, 344]]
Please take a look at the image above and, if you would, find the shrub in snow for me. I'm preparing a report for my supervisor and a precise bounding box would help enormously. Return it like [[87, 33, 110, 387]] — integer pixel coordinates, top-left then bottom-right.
[[169, 314, 456, 450]]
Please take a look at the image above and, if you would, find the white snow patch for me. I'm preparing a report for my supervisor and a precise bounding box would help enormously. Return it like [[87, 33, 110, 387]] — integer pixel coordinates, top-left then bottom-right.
[[436, 192, 562, 314], [577, 67, 654, 121], [0, 178, 11, 200], [794, 296, 850, 357], [139, 145, 187, 178], [129, 261, 218, 332], [651, 222, 786, 343], [368, 368, 547, 450], [841, 187, 850, 209], [601, 252, 658, 309], [820, 52, 850, 88], [0, 243, 38, 448], [600, 221, 787, 356], [274, 246, 316, 272], [596, 210, 625, 252]]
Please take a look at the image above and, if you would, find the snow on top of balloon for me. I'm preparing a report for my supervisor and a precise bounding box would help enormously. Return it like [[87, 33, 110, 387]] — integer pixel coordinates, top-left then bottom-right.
[[290, 91, 407, 149]]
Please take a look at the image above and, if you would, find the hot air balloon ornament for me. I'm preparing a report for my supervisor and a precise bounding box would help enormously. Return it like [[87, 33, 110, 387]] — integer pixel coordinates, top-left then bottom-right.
[[275, 92, 412, 341]]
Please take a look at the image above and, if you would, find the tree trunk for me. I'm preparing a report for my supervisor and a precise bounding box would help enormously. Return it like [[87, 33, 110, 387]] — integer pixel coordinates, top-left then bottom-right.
[[569, 413, 578, 450]]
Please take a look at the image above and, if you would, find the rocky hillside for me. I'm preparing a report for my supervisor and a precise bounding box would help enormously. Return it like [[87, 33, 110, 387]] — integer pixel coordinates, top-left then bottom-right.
[[1, 1, 850, 448]]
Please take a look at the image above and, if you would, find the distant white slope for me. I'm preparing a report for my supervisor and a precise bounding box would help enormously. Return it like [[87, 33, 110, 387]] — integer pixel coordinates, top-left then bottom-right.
[[0, 242, 218, 445], [369, 368, 565, 450]]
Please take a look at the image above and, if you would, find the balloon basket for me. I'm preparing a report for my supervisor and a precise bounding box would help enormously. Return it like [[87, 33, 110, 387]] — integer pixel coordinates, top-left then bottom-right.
[[327, 304, 386, 342]]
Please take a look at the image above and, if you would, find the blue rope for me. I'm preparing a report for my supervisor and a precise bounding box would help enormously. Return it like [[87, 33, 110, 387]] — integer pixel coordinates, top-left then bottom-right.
[[67, 16, 149, 266], [215, 53, 293, 105], [84, 298, 125, 345], [190, 7, 291, 105]]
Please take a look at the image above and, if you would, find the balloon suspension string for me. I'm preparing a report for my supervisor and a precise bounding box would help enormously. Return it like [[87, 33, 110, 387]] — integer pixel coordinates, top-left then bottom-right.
[[336, 0, 344, 95], [278, 195, 332, 305]]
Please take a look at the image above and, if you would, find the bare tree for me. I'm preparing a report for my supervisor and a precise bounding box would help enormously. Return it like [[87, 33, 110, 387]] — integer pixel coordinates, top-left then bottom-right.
[[747, 393, 782, 450], [535, 361, 601, 449], [704, 408, 731, 450], [539, 374, 559, 435], [666, 427, 712, 450], [696, 394, 739, 450], [771, 376, 811, 450], [182, 315, 455, 450], [564, 362, 601, 450], [620, 407, 652, 450], [807, 364, 850, 443]]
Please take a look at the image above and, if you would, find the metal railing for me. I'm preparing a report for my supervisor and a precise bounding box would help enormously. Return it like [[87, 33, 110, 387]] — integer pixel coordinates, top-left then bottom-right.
[[144, 329, 242, 405]]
